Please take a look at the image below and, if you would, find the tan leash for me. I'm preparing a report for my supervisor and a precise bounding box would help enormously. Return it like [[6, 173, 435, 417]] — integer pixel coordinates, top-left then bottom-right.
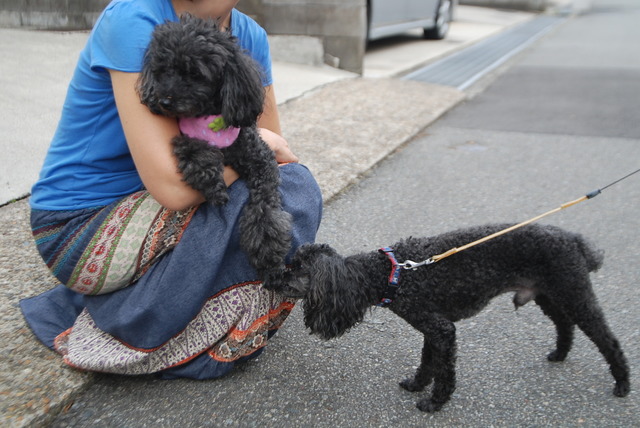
[[399, 168, 640, 270]]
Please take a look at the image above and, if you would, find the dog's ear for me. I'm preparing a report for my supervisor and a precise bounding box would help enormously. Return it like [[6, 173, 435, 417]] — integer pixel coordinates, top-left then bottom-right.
[[299, 248, 368, 340], [137, 20, 168, 111], [137, 51, 163, 112], [219, 49, 265, 127]]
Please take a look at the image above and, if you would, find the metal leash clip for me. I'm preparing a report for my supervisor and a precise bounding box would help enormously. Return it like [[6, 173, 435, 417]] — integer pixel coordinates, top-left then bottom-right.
[[399, 258, 435, 270]]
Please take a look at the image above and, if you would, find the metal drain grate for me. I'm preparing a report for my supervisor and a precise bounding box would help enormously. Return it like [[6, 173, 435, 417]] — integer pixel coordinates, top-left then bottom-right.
[[404, 15, 565, 90]]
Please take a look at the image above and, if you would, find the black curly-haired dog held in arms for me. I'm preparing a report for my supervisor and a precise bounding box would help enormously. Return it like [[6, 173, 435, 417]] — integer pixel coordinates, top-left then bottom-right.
[[137, 14, 292, 284], [276, 224, 630, 413]]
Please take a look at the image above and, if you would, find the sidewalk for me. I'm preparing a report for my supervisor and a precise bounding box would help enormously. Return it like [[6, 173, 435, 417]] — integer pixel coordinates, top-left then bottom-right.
[[1, 5, 543, 426]]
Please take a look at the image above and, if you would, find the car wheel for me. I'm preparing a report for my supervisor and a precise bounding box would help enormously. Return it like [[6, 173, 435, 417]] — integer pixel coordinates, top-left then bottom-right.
[[424, 0, 452, 40]]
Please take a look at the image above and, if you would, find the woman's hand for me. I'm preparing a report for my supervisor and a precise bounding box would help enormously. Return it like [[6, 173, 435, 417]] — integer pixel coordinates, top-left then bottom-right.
[[259, 128, 299, 164]]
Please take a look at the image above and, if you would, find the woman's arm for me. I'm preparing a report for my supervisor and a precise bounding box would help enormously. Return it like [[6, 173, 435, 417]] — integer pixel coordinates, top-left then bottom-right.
[[258, 85, 282, 135], [258, 85, 299, 164], [110, 69, 239, 211]]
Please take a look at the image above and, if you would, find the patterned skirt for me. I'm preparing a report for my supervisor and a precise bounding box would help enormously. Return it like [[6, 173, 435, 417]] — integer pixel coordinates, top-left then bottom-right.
[[20, 164, 322, 379]]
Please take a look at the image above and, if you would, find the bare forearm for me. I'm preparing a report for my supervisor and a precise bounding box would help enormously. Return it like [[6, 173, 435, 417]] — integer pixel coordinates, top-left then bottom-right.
[[111, 69, 238, 210], [258, 85, 298, 163], [258, 85, 282, 135]]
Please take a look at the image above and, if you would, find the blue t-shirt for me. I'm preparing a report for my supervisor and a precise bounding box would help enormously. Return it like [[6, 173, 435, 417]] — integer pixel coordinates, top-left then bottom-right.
[[30, 0, 273, 210]]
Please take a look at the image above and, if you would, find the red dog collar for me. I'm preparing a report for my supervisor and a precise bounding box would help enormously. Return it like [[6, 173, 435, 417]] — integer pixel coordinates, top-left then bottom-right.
[[378, 247, 402, 307]]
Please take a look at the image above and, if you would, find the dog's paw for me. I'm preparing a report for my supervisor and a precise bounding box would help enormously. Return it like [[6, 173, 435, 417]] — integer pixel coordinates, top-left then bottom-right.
[[400, 377, 427, 392], [416, 398, 445, 413], [546, 349, 567, 362], [614, 380, 630, 397]]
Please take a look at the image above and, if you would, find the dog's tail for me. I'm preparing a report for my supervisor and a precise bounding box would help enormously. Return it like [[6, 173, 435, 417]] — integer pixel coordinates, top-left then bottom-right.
[[575, 234, 604, 272]]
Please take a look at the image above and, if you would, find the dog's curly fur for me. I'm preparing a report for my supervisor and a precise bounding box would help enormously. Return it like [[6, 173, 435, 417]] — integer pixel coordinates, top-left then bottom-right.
[[277, 224, 630, 412], [137, 14, 291, 282]]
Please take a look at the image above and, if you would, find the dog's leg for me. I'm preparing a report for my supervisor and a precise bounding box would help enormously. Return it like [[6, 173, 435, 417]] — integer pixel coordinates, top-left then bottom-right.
[[172, 136, 228, 204], [404, 314, 457, 412], [223, 130, 292, 281], [400, 336, 434, 392], [549, 279, 630, 397], [570, 303, 629, 397], [534, 294, 575, 361]]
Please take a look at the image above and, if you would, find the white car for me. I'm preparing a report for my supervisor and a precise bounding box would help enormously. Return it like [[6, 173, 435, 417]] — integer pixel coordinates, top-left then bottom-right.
[[367, 0, 455, 41]]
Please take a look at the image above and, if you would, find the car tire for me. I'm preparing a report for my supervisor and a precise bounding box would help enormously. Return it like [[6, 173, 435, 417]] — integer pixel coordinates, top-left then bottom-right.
[[423, 0, 452, 40]]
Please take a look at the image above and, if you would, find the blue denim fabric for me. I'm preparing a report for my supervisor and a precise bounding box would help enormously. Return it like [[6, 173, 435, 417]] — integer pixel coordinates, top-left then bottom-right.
[[21, 163, 323, 379]]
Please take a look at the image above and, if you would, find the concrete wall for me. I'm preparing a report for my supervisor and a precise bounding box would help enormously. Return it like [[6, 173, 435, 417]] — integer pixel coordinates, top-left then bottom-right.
[[0, 0, 109, 30], [237, 0, 366, 74], [0, 0, 366, 74]]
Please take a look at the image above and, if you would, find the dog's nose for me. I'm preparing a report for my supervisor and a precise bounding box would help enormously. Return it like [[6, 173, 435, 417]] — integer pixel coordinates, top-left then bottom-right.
[[159, 97, 173, 108]]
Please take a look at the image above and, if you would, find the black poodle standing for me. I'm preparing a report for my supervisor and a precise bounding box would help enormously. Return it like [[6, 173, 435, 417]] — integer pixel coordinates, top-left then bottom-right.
[[278, 224, 630, 412], [137, 14, 291, 283]]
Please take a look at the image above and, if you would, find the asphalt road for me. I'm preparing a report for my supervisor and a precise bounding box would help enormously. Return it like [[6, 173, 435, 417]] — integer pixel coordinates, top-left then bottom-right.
[[50, 1, 639, 426]]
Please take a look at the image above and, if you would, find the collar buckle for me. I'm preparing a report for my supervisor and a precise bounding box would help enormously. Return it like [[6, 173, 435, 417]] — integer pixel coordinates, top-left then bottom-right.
[[399, 258, 435, 270]]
